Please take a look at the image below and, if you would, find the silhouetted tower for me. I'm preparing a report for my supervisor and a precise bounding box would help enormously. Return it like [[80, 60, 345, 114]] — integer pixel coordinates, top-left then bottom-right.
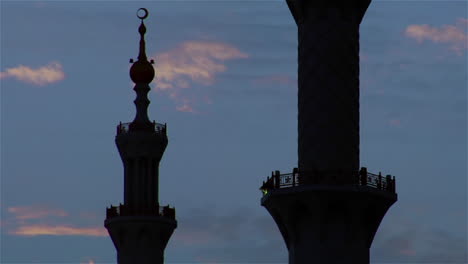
[[260, 3, 397, 264], [105, 9, 176, 264]]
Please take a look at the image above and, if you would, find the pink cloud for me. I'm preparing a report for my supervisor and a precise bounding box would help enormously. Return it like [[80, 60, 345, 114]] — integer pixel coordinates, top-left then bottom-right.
[[152, 40, 248, 112], [405, 18, 467, 55], [8, 206, 68, 220], [10, 224, 107, 237], [6, 206, 108, 238], [0, 61, 65, 86], [154, 41, 248, 90], [176, 103, 195, 113]]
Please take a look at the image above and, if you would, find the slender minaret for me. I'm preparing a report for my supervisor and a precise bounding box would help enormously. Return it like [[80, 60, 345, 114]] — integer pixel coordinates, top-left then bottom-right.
[[260, 3, 397, 264], [105, 8, 176, 264]]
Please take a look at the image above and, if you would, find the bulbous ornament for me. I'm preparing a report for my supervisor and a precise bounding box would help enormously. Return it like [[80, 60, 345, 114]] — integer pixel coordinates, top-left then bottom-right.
[[130, 60, 155, 83]]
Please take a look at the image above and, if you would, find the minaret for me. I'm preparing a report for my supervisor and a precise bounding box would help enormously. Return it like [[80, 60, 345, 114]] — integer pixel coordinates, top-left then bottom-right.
[[105, 8, 176, 264], [260, 3, 397, 264]]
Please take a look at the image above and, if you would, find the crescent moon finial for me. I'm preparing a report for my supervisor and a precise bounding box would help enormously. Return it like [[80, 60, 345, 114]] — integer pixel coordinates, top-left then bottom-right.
[[137, 8, 149, 20]]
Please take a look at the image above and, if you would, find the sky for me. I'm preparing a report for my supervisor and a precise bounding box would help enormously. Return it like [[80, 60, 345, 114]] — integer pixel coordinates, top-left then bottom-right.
[[0, 1, 467, 263]]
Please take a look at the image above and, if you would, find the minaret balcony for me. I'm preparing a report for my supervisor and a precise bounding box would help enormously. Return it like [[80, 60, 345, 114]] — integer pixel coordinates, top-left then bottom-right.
[[106, 204, 176, 220], [117, 121, 166, 135], [259, 167, 396, 196]]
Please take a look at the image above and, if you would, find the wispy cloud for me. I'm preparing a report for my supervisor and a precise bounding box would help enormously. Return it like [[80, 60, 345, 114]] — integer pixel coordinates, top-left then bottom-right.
[[172, 207, 251, 247], [8, 206, 68, 220], [405, 18, 468, 55], [10, 224, 107, 237], [171, 207, 287, 263], [5, 205, 106, 238], [0, 61, 65, 86], [154, 41, 248, 90], [153, 41, 248, 112], [176, 103, 195, 113], [169, 205, 465, 263]]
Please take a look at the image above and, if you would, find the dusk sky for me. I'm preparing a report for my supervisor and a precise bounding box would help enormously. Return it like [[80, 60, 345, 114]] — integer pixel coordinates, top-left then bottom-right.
[[1, 1, 467, 263]]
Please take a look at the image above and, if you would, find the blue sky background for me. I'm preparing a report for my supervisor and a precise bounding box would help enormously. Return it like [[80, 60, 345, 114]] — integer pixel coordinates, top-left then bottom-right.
[[1, 1, 466, 263]]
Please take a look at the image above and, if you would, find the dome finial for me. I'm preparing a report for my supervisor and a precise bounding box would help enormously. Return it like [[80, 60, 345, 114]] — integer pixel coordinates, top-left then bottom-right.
[[128, 8, 155, 130], [130, 8, 155, 84]]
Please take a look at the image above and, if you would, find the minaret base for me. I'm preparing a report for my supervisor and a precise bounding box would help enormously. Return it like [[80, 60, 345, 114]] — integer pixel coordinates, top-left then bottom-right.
[[261, 185, 397, 264], [105, 216, 177, 264]]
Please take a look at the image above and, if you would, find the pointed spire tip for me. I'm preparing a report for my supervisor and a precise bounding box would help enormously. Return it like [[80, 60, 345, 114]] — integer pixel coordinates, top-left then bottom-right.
[[130, 8, 155, 84]]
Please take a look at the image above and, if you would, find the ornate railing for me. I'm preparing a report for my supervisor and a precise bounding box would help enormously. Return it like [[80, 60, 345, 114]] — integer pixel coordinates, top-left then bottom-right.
[[116, 121, 166, 135], [106, 204, 176, 220], [260, 167, 396, 195]]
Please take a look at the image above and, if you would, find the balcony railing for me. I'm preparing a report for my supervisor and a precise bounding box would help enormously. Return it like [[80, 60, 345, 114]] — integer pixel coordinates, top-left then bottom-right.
[[106, 204, 176, 220], [260, 167, 396, 195], [117, 121, 166, 135]]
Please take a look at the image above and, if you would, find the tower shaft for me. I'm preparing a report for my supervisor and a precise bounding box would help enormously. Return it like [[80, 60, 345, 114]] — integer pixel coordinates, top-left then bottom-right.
[[289, 3, 370, 179], [117, 118, 167, 208]]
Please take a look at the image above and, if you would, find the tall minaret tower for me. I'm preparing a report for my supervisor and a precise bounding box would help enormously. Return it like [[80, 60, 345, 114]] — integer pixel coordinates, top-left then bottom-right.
[[260, 3, 397, 264], [105, 8, 176, 264]]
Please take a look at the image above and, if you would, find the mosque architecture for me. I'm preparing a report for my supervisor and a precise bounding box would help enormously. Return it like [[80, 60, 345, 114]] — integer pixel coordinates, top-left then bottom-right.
[[103, 3, 397, 264], [104, 8, 176, 264], [259, 1, 398, 263]]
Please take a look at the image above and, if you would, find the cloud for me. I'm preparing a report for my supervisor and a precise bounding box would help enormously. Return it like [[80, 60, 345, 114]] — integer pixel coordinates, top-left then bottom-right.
[[405, 18, 468, 54], [374, 229, 419, 261], [0, 61, 65, 86], [154, 41, 248, 90], [168, 207, 287, 263], [371, 203, 467, 263], [5, 206, 107, 238], [152, 41, 248, 112], [8, 206, 68, 220], [9, 224, 107, 237], [176, 103, 195, 113], [417, 228, 467, 262], [172, 207, 254, 246], [173, 209, 225, 245], [373, 225, 466, 263]]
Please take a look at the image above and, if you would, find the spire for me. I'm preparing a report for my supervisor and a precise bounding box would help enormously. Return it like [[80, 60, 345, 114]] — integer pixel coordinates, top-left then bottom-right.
[[129, 8, 155, 131], [129, 8, 155, 84], [137, 16, 148, 62]]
